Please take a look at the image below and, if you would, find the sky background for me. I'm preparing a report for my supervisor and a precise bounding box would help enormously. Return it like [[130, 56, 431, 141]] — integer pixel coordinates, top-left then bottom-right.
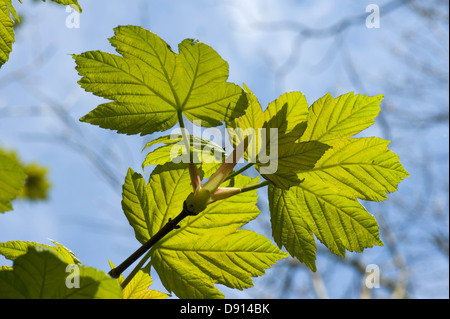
[[0, 0, 448, 298]]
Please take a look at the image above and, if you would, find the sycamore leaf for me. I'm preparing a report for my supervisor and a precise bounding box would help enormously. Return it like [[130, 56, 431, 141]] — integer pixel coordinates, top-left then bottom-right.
[[0, 240, 81, 264], [121, 163, 287, 299], [109, 261, 169, 299], [263, 88, 309, 144], [267, 91, 408, 271], [0, 246, 122, 299], [141, 134, 225, 169], [0, 0, 16, 68], [74, 25, 247, 136], [269, 179, 383, 265], [227, 85, 330, 189], [259, 140, 330, 189], [121, 168, 150, 245], [227, 84, 310, 156], [152, 229, 287, 299], [268, 184, 317, 271], [300, 92, 383, 143], [121, 268, 169, 299], [124, 163, 262, 243], [298, 137, 409, 202], [0, 154, 26, 213]]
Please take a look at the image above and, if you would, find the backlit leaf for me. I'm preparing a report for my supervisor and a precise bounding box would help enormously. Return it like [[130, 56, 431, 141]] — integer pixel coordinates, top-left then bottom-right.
[[0, 0, 16, 68], [268, 184, 317, 271], [0, 154, 26, 213], [109, 261, 169, 299], [300, 92, 383, 143], [267, 92, 408, 271], [141, 134, 225, 169], [227, 85, 329, 188], [74, 25, 248, 135], [0, 240, 81, 264], [121, 163, 287, 298], [0, 246, 122, 299], [298, 137, 409, 201]]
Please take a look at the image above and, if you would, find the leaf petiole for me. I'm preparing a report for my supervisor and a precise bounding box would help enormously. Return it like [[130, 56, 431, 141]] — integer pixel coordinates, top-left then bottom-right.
[[239, 180, 272, 194], [225, 162, 254, 181]]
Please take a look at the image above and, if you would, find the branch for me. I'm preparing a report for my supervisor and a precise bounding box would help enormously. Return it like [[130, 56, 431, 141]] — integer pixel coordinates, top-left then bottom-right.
[[108, 201, 194, 281]]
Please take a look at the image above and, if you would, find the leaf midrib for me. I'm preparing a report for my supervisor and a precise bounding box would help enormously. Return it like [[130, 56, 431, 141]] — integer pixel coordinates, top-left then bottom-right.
[[117, 30, 184, 110]]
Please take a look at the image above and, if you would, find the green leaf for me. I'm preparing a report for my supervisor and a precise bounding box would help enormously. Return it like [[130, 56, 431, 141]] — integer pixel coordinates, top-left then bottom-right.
[[141, 134, 225, 169], [268, 184, 317, 271], [121, 163, 287, 298], [259, 140, 331, 189], [122, 268, 169, 299], [298, 137, 409, 202], [269, 179, 383, 265], [267, 92, 408, 271], [0, 240, 81, 264], [0, 0, 16, 68], [74, 25, 248, 135], [300, 92, 383, 143], [0, 154, 26, 213], [263, 89, 309, 144], [109, 261, 169, 299], [0, 246, 122, 299], [227, 84, 330, 188], [121, 168, 151, 244], [152, 229, 287, 299]]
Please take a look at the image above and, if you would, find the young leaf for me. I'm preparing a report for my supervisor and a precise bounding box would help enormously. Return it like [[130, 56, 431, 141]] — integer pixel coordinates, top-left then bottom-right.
[[300, 92, 383, 143], [259, 140, 330, 189], [109, 261, 169, 299], [0, 240, 81, 264], [263, 89, 309, 144], [0, 246, 122, 299], [298, 137, 410, 202], [121, 268, 169, 299], [267, 91, 408, 271], [74, 25, 248, 135], [141, 134, 225, 169], [121, 162, 287, 298], [268, 184, 317, 271], [227, 85, 330, 189], [0, 0, 16, 68], [0, 154, 26, 213], [269, 179, 383, 263], [152, 228, 287, 299], [121, 168, 150, 245]]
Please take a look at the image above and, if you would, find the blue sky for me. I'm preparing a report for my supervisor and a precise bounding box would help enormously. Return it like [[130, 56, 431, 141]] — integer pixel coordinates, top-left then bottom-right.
[[1, 0, 448, 298]]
